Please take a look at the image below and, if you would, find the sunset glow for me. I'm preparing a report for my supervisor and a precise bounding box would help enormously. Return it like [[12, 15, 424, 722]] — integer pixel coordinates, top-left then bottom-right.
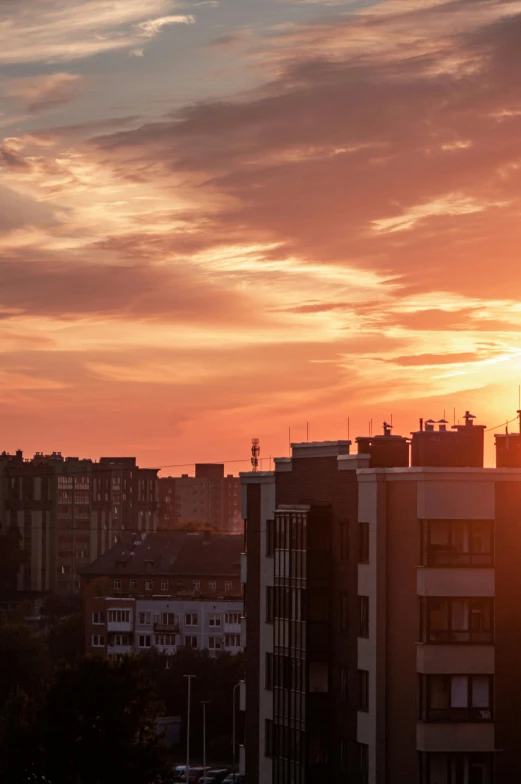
[[2, 0, 521, 468]]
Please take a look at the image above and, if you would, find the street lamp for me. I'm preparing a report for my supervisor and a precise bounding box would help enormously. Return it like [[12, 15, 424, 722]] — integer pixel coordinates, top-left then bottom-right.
[[232, 680, 244, 784], [184, 674, 196, 783], [201, 700, 210, 782]]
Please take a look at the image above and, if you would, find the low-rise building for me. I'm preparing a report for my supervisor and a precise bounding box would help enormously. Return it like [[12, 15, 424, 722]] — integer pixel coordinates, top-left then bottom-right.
[[82, 530, 244, 658]]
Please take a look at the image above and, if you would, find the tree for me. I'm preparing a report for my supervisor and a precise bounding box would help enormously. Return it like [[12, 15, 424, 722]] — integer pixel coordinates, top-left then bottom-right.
[[47, 612, 85, 666], [0, 526, 25, 600], [38, 656, 164, 784], [0, 622, 50, 706]]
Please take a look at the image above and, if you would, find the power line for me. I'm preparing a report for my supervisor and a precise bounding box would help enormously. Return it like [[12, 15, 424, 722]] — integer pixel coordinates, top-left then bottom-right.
[[485, 416, 519, 433]]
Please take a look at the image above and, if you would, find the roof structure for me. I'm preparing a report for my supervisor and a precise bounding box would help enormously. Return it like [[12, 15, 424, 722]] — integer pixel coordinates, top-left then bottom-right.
[[81, 531, 243, 578]]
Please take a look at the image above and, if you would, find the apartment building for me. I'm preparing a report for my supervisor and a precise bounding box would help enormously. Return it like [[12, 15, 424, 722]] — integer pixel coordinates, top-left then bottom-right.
[[0, 451, 159, 595], [82, 530, 244, 655], [241, 414, 521, 783], [85, 595, 243, 658], [159, 464, 242, 533]]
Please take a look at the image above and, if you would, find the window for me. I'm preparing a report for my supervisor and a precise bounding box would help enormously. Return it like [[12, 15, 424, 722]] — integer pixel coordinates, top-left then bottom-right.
[[340, 666, 348, 703], [224, 581, 232, 592], [193, 580, 201, 590], [358, 743, 369, 784], [420, 675, 493, 722], [421, 598, 494, 644], [138, 612, 152, 625], [108, 609, 130, 624], [92, 611, 105, 625], [266, 586, 274, 623], [358, 670, 369, 712], [161, 580, 169, 591], [340, 594, 348, 632], [359, 523, 369, 564], [266, 518, 275, 556], [145, 580, 152, 591], [225, 612, 241, 625], [419, 753, 493, 784], [109, 633, 131, 646], [359, 596, 369, 638], [340, 523, 349, 561], [266, 653, 273, 690], [421, 520, 494, 567], [185, 613, 198, 626], [225, 634, 241, 648], [156, 633, 177, 646], [185, 636, 198, 648], [209, 581, 216, 591], [138, 635, 151, 648], [265, 719, 274, 757], [130, 579, 137, 589], [160, 612, 176, 626], [92, 634, 105, 647], [114, 579, 121, 590], [209, 636, 222, 650], [208, 614, 221, 627]]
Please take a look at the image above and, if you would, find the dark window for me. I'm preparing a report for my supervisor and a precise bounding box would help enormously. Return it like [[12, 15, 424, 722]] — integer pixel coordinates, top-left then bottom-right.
[[358, 743, 369, 784], [421, 598, 493, 644], [340, 523, 349, 561], [419, 752, 493, 784], [266, 586, 274, 623], [359, 523, 369, 564], [358, 670, 369, 712], [420, 675, 493, 722], [266, 518, 275, 557], [340, 594, 348, 632], [359, 596, 369, 638], [265, 719, 273, 757], [421, 520, 494, 567], [266, 653, 273, 690], [340, 666, 348, 703]]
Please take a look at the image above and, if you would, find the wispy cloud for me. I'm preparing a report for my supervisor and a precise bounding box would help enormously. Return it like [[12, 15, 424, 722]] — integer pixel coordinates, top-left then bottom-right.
[[0, 0, 194, 64], [1, 73, 83, 113]]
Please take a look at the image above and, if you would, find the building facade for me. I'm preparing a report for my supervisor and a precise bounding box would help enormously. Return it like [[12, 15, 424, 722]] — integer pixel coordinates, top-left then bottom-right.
[[241, 415, 521, 783], [159, 464, 242, 533], [85, 595, 243, 658], [0, 451, 159, 595]]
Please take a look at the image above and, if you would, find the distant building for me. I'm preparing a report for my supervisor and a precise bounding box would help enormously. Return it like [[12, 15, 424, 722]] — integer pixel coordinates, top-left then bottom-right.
[[159, 463, 242, 533], [241, 413, 521, 784], [0, 451, 159, 595], [81, 530, 244, 658]]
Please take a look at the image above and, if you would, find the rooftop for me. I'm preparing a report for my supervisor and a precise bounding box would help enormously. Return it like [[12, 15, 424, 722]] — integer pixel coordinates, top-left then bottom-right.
[[81, 531, 243, 578]]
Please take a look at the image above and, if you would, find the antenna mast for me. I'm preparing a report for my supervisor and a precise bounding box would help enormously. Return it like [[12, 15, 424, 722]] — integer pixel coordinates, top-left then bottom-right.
[[251, 438, 260, 472]]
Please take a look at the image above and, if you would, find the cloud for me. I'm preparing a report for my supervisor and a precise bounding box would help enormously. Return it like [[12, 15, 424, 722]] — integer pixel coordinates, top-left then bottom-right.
[[0, 0, 194, 64], [137, 15, 195, 38], [1, 72, 83, 113]]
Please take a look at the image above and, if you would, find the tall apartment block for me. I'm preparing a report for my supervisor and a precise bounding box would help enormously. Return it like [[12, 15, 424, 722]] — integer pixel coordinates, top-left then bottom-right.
[[0, 451, 159, 595], [159, 463, 242, 532], [241, 414, 521, 783]]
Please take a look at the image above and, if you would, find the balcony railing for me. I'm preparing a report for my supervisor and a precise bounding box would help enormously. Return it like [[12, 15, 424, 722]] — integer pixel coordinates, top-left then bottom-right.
[[154, 622, 179, 633]]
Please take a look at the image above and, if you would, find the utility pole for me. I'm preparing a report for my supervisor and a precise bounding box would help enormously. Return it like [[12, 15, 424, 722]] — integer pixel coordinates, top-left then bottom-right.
[[201, 700, 210, 781], [184, 674, 196, 783]]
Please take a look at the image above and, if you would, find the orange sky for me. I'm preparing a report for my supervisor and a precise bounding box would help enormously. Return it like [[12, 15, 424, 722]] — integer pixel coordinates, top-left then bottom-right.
[[1, 0, 521, 471]]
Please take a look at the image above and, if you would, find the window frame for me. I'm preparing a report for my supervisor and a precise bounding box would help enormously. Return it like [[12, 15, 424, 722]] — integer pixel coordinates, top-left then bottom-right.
[[138, 634, 151, 648], [113, 578, 121, 590], [92, 634, 105, 648], [92, 611, 105, 625], [421, 519, 494, 567], [185, 613, 198, 627], [359, 595, 369, 638], [419, 674, 493, 722], [421, 597, 494, 644], [358, 670, 369, 712]]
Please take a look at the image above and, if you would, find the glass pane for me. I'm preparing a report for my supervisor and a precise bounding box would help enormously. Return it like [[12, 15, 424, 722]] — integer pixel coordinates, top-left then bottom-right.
[[430, 520, 450, 546], [429, 676, 449, 710], [451, 599, 468, 631], [451, 676, 468, 708], [472, 677, 490, 709], [429, 599, 449, 630], [429, 754, 448, 784]]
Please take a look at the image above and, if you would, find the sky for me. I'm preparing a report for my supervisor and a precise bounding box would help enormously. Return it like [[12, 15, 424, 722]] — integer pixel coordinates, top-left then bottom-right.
[[2, 0, 521, 471]]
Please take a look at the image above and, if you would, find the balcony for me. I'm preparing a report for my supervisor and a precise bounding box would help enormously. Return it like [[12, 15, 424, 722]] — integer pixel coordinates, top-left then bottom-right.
[[416, 721, 494, 752], [107, 620, 133, 633], [416, 643, 495, 674], [154, 622, 179, 633], [107, 644, 133, 655], [417, 568, 494, 598]]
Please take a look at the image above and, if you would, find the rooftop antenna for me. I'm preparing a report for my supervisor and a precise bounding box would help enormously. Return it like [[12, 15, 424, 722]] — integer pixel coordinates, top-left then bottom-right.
[[251, 438, 260, 472], [348, 417, 350, 441]]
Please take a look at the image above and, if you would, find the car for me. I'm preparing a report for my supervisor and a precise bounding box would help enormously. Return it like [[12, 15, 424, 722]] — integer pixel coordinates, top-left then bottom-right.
[[179, 767, 205, 783], [222, 775, 245, 784], [200, 770, 231, 784], [173, 766, 187, 782]]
